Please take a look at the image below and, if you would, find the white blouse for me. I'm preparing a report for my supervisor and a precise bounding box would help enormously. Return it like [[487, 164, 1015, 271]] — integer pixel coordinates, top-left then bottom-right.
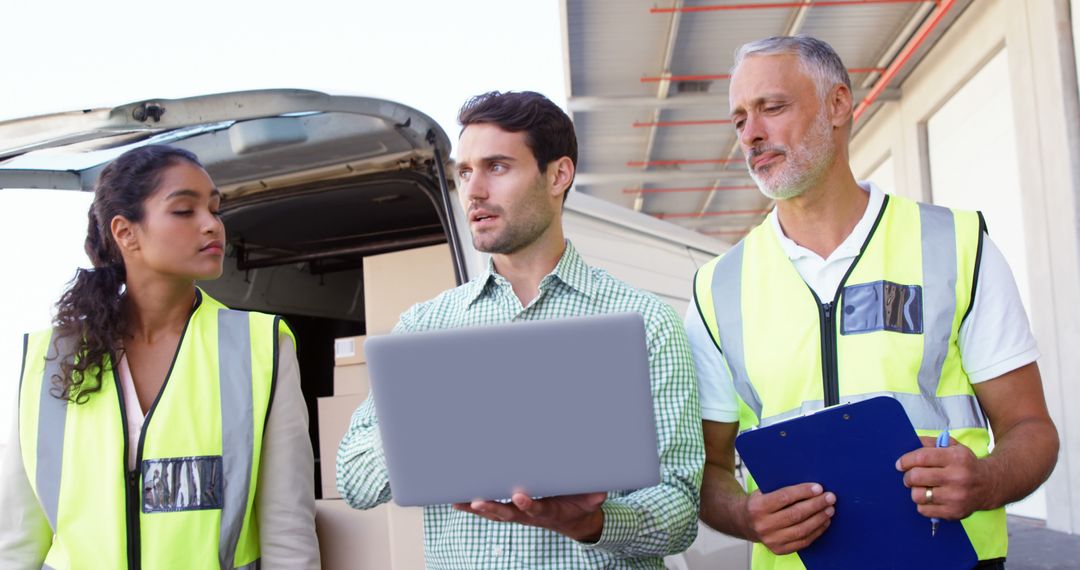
[[116, 355, 144, 471]]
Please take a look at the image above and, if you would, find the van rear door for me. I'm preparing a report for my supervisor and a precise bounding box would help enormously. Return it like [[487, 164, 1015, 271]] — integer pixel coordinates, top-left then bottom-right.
[[0, 89, 468, 284]]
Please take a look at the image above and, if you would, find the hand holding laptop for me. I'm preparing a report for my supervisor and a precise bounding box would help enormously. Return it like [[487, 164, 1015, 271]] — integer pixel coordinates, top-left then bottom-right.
[[453, 491, 607, 542], [365, 313, 661, 508]]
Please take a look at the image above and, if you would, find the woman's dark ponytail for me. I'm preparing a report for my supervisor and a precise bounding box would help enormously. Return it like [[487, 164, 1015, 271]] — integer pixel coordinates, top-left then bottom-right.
[[51, 145, 202, 402]]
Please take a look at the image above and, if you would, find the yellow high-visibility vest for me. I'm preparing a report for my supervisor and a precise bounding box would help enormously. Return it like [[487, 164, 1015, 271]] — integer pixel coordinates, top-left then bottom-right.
[[694, 194, 1004, 569], [19, 289, 291, 570]]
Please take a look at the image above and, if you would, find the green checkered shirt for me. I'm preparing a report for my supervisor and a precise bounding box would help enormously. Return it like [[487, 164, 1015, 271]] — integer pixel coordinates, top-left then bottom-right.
[[337, 240, 704, 569]]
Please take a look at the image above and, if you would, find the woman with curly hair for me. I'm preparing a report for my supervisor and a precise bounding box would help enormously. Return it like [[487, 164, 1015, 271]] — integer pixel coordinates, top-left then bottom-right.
[[1, 145, 319, 569]]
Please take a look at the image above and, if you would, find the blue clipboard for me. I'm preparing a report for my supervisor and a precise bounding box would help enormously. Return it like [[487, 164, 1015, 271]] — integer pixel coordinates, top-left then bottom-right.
[[734, 396, 978, 569]]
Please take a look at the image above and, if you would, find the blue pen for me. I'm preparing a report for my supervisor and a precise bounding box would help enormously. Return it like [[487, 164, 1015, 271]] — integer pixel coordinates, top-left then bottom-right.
[[930, 428, 950, 537]]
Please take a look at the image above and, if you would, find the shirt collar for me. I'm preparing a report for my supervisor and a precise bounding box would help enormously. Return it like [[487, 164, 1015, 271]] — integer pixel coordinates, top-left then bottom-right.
[[463, 264, 496, 306], [769, 180, 885, 262], [547, 240, 596, 298], [464, 239, 596, 306]]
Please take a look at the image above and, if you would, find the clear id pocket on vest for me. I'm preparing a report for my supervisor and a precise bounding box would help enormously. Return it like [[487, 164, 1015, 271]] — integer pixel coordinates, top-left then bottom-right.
[[840, 281, 923, 335], [142, 455, 224, 513]]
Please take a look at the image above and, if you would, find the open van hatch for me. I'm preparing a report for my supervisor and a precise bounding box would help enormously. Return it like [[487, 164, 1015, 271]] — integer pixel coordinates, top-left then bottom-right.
[[0, 89, 467, 284]]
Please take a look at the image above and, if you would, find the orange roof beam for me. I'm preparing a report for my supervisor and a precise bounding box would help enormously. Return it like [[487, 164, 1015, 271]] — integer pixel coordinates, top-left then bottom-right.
[[654, 208, 772, 219], [641, 67, 884, 83], [650, 0, 933, 14], [854, 0, 956, 121], [622, 185, 758, 194], [626, 158, 744, 167]]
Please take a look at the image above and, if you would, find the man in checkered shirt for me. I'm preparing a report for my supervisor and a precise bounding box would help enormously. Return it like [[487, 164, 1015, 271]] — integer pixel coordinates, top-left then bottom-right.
[[336, 91, 705, 569]]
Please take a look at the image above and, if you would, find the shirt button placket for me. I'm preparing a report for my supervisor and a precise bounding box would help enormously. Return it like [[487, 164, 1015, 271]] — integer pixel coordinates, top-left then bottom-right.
[[488, 523, 511, 568]]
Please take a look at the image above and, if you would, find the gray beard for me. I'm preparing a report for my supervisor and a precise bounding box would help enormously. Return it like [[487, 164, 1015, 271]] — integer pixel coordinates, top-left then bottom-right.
[[749, 112, 835, 201]]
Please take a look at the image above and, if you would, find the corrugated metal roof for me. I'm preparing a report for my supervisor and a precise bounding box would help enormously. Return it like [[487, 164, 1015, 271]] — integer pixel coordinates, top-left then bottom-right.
[[564, 0, 973, 240]]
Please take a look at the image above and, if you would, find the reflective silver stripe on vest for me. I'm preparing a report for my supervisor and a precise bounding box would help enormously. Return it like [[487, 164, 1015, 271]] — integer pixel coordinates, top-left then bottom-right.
[[916, 203, 987, 430], [235, 559, 260, 570], [218, 310, 254, 570], [758, 392, 987, 431], [709, 240, 765, 423], [37, 331, 74, 532], [712, 205, 988, 431]]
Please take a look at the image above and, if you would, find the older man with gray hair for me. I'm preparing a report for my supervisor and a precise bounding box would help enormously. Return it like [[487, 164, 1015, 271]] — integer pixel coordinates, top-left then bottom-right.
[[687, 35, 1057, 569]]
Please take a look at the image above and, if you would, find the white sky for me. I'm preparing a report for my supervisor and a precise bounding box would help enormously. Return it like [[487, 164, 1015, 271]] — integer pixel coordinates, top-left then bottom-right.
[[0, 0, 566, 438], [0, 0, 566, 135]]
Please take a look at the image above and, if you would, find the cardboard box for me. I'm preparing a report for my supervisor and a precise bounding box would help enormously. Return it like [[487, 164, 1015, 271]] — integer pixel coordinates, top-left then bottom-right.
[[334, 335, 367, 366], [315, 500, 426, 570], [333, 363, 369, 396], [318, 394, 365, 499], [363, 244, 456, 334], [386, 504, 425, 569], [316, 500, 391, 569]]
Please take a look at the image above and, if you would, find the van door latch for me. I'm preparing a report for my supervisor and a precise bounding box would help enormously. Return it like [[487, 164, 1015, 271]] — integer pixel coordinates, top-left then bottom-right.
[[132, 102, 165, 123]]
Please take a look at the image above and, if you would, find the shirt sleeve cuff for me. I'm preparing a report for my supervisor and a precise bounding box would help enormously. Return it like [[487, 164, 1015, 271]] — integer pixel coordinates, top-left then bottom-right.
[[701, 406, 739, 423], [578, 500, 642, 552], [966, 346, 1040, 383]]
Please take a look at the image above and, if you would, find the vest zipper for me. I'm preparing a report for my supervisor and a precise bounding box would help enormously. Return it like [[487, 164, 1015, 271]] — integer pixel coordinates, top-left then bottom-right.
[[123, 290, 203, 569], [804, 194, 890, 411], [807, 287, 841, 409], [126, 469, 141, 570], [820, 302, 839, 407]]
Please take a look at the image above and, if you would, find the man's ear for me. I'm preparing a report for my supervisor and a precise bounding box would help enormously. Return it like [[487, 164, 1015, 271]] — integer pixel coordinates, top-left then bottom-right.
[[111, 215, 139, 254], [828, 83, 854, 128], [548, 156, 575, 199]]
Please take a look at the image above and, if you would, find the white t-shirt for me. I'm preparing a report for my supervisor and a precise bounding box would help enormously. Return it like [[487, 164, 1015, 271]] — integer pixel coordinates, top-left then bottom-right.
[[687, 182, 1040, 423]]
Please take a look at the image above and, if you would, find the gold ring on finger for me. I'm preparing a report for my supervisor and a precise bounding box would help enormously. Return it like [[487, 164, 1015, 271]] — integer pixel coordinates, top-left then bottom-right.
[[925, 487, 934, 504]]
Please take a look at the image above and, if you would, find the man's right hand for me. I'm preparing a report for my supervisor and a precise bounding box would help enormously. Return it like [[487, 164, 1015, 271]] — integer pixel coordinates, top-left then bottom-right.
[[742, 483, 836, 555], [700, 421, 836, 554]]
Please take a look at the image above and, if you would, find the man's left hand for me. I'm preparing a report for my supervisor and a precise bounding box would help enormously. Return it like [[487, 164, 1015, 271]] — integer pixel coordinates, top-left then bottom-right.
[[896, 436, 993, 521], [453, 492, 607, 542]]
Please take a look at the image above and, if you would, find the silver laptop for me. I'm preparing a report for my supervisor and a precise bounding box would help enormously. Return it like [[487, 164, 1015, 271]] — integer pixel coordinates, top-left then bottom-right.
[[365, 312, 661, 507]]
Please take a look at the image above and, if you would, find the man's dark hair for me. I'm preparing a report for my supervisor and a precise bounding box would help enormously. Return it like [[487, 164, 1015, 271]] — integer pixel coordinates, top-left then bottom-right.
[[457, 91, 577, 202]]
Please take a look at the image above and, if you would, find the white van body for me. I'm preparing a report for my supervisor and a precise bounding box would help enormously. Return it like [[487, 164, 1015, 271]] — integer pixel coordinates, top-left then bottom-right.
[[0, 90, 746, 568]]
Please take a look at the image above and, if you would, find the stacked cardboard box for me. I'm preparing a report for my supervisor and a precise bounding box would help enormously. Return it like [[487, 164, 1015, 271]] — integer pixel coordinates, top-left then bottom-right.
[[362, 243, 458, 334], [315, 244, 456, 569], [317, 393, 365, 500], [332, 334, 369, 395], [315, 500, 425, 570]]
